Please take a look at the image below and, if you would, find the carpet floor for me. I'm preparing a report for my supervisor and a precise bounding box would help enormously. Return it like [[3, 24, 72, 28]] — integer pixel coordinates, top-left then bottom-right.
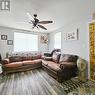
[[0, 69, 95, 95]]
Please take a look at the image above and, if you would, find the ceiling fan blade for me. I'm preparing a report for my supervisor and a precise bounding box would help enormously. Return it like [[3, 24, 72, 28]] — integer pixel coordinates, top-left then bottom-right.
[[38, 25, 47, 30], [38, 21, 53, 24], [26, 12, 33, 20]]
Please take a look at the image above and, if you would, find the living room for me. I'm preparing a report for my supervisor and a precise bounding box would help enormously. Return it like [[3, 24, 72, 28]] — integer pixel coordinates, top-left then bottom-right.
[[0, 0, 95, 95]]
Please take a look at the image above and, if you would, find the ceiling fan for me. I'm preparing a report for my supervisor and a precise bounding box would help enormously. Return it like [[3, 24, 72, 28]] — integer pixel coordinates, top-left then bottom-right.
[[27, 13, 53, 30]]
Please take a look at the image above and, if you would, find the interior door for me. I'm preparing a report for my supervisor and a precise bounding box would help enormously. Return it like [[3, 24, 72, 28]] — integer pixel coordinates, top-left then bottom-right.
[[89, 21, 95, 80]]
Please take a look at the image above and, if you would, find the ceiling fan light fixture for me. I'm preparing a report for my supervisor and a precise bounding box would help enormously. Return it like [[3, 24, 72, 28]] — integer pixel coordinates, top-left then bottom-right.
[[27, 13, 53, 30], [34, 14, 37, 18]]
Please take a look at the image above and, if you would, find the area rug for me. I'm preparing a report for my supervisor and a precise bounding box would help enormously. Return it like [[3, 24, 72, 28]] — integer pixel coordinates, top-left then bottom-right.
[[61, 78, 95, 95]]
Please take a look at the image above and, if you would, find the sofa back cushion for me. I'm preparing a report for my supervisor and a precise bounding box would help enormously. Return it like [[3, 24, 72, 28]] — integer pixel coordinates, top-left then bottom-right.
[[7, 52, 42, 62], [9, 56, 22, 63], [52, 52, 61, 63], [51, 49, 61, 56], [22, 56, 33, 61], [32, 54, 42, 60], [59, 54, 78, 63]]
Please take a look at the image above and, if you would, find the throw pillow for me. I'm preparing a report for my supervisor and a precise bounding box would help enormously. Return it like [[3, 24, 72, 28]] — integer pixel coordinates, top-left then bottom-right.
[[52, 52, 60, 63]]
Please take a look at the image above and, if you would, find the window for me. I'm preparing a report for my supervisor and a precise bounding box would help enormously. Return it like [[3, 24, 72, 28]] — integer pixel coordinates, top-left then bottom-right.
[[14, 32, 38, 51], [54, 32, 61, 49]]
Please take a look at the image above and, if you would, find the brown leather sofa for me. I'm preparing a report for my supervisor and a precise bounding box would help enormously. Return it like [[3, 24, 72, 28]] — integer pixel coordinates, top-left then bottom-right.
[[1, 50, 78, 83], [42, 51, 78, 82], [1, 50, 61, 74], [2, 52, 42, 74]]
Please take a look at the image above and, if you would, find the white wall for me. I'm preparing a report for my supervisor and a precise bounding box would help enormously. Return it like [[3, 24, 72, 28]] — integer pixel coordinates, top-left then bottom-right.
[[0, 27, 14, 59], [48, 0, 95, 78], [49, 20, 90, 78], [0, 26, 48, 58]]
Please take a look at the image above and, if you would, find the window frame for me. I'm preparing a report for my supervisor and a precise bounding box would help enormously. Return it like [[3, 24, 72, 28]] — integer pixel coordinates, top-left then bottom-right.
[[14, 32, 38, 52], [54, 32, 61, 49]]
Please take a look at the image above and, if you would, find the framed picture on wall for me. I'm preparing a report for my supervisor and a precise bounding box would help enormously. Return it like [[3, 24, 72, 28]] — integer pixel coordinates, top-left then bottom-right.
[[1, 35, 7, 40], [7, 40, 13, 45], [40, 35, 48, 44], [66, 29, 78, 41]]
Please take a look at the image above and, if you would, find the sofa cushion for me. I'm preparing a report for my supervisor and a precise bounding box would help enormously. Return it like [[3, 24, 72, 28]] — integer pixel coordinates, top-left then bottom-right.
[[52, 52, 60, 63], [42, 60, 60, 71], [7, 52, 42, 61], [32, 54, 42, 60], [9, 56, 22, 63], [23, 59, 42, 65], [22, 60, 35, 65], [42, 60, 48, 66], [22, 56, 33, 61], [33, 59, 42, 64], [59, 54, 78, 63], [22, 54, 41, 61], [4, 62, 23, 68], [47, 61, 60, 71]]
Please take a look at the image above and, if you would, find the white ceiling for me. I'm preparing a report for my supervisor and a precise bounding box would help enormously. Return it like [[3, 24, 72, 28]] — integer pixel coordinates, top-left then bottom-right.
[[0, 0, 66, 33], [0, 0, 95, 33]]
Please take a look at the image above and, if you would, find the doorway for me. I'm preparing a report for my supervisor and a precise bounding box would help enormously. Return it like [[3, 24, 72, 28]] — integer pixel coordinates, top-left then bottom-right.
[[89, 21, 95, 80]]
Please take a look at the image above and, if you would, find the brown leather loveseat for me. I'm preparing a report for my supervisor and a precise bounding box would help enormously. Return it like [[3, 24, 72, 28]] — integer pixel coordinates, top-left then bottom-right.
[[42, 51, 78, 82]]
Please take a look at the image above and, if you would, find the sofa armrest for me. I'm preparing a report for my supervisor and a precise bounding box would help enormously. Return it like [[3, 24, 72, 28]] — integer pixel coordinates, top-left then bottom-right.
[[43, 57, 52, 61], [44, 53, 52, 57], [60, 62, 76, 69], [42, 55, 52, 61], [1, 58, 10, 65]]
